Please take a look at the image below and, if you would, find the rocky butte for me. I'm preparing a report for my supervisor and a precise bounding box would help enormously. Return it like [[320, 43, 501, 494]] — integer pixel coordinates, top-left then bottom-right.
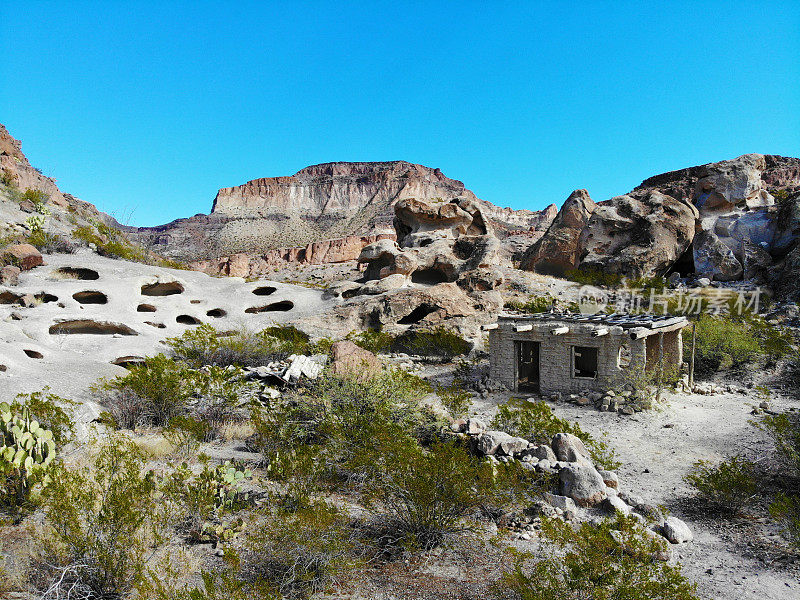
[[130, 161, 556, 266]]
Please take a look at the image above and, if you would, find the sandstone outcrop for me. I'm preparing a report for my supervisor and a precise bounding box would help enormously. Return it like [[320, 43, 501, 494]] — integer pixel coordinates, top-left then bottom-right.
[[521, 154, 800, 286], [358, 197, 503, 290], [520, 189, 595, 275], [131, 161, 554, 264], [190, 234, 394, 279], [578, 190, 697, 277]]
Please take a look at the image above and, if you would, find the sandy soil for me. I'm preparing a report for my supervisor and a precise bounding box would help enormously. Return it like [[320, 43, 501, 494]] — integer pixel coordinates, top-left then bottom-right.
[[461, 374, 800, 599]]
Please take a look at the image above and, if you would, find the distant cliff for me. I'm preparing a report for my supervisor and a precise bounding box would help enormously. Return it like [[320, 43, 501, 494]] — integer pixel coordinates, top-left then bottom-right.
[[131, 161, 555, 262]]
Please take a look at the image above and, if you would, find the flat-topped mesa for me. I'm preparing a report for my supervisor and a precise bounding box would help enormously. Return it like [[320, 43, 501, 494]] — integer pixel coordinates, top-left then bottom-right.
[[136, 160, 554, 262], [209, 161, 472, 218]]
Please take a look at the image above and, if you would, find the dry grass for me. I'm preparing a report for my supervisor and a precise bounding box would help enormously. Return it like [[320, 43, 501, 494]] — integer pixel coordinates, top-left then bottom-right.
[[133, 434, 174, 458], [220, 421, 255, 441]]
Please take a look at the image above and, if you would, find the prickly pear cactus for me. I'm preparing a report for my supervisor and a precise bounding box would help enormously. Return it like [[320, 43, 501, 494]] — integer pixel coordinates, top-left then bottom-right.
[[0, 401, 57, 504]]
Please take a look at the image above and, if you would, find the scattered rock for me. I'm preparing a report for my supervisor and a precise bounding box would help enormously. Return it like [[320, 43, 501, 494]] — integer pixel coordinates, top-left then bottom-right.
[[559, 463, 607, 507], [0, 265, 21, 286], [661, 516, 693, 544], [552, 432, 590, 463], [330, 340, 382, 381], [2, 244, 43, 271]]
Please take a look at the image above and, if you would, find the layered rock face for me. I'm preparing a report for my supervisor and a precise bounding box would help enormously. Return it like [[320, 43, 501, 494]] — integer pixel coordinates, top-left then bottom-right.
[[523, 154, 800, 284], [133, 161, 553, 263]]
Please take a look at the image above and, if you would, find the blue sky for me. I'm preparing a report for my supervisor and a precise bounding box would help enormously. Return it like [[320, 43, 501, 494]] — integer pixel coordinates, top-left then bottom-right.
[[1, 1, 798, 227]]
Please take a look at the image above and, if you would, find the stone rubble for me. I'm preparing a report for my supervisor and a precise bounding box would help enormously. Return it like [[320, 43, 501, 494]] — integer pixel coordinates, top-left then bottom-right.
[[452, 417, 693, 549]]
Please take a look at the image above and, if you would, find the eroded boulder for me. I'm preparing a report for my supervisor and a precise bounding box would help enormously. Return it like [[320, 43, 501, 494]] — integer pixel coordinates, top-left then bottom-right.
[[2, 244, 43, 271], [559, 463, 607, 507]]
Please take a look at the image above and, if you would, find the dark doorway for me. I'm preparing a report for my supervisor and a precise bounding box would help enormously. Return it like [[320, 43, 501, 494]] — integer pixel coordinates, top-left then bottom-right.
[[516, 341, 540, 392]]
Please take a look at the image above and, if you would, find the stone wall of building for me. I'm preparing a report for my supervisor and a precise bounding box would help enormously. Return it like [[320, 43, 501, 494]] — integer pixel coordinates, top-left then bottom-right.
[[489, 320, 636, 394]]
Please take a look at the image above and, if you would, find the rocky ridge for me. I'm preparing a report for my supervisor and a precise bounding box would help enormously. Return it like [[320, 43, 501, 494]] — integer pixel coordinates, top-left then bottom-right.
[[130, 161, 556, 263], [522, 154, 800, 292]]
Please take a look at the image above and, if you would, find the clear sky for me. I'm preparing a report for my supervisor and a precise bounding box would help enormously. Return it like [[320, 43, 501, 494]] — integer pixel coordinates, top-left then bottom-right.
[[1, 1, 798, 227]]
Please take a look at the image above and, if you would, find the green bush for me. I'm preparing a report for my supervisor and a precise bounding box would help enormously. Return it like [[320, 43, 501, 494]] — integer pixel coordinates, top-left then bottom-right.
[[691, 314, 792, 374], [685, 456, 758, 514], [364, 441, 497, 550], [251, 371, 440, 493], [759, 410, 800, 547], [492, 399, 620, 470], [770, 493, 800, 549], [437, 379, 471, 417], [167, 324, 319, 368], [495, 514, 699, 600], [504, 295, 554, 314], [99, 354, 191, 428], [72, 219, 186, 269], [37, 434, 162, 598], [565, 266, 623, 288], [26, 229, 76, 254], [347, 328, 395, 353], [390, 326, 471, 359]]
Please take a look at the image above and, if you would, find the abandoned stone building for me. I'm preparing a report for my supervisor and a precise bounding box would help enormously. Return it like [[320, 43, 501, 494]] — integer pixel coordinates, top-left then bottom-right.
[[486, 313, 690, 395]]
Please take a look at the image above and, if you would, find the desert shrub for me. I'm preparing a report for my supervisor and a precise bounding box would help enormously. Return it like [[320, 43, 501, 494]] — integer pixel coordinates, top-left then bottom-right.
[[238, 503, 355, 599], [505, 295, 553, 314], [761, 411, 800, 476], [252, 372, 440, 491], [100, 355, 251, 432], [437, 378, 471, 417], [261, 324, 312, 355], [0, 168, 15, 187], [347, 327, 395, 353], [685, 456, 758, 514], [759, 411, 800, 546], [72, 219, 186, 269], [35, 433, 162, 598], [20, 188, 49, 206], [495, 514, 699, 600], [691, 313, 792, 374], [363, 441, 498, 551], [565, 266, 623, 288], [26, 229, 76, 254], [390, 326, 471, 359], [99, 354, 191, 428], [168, 324, 317, 368], [164, 415, 210, 456], [610, 363, 681, 406], [492, 399, 620, 470], [770, 493, 800, 549]]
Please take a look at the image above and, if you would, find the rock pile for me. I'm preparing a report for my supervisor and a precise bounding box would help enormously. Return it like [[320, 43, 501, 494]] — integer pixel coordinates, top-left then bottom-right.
[[452, 419, 693, 549]]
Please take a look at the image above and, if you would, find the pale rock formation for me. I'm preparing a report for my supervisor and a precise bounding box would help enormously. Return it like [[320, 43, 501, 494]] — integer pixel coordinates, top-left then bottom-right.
[[132, 161, 554, 263]]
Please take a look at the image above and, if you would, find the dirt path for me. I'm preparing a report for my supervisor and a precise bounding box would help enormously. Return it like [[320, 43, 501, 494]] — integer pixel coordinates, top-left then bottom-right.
[[466, 383, 800, 599]]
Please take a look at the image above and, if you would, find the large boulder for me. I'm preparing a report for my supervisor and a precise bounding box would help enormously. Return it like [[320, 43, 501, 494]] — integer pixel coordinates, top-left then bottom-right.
[[693, 230, 743, 281], [551, 432, 590, 463], [358, 197, 502, 287], [1, 244, 43, 271], [579, 190, 697, 277], [476, 430, 529, 456], [520, 189, 595, 275], [559, 463, 608, 507]]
